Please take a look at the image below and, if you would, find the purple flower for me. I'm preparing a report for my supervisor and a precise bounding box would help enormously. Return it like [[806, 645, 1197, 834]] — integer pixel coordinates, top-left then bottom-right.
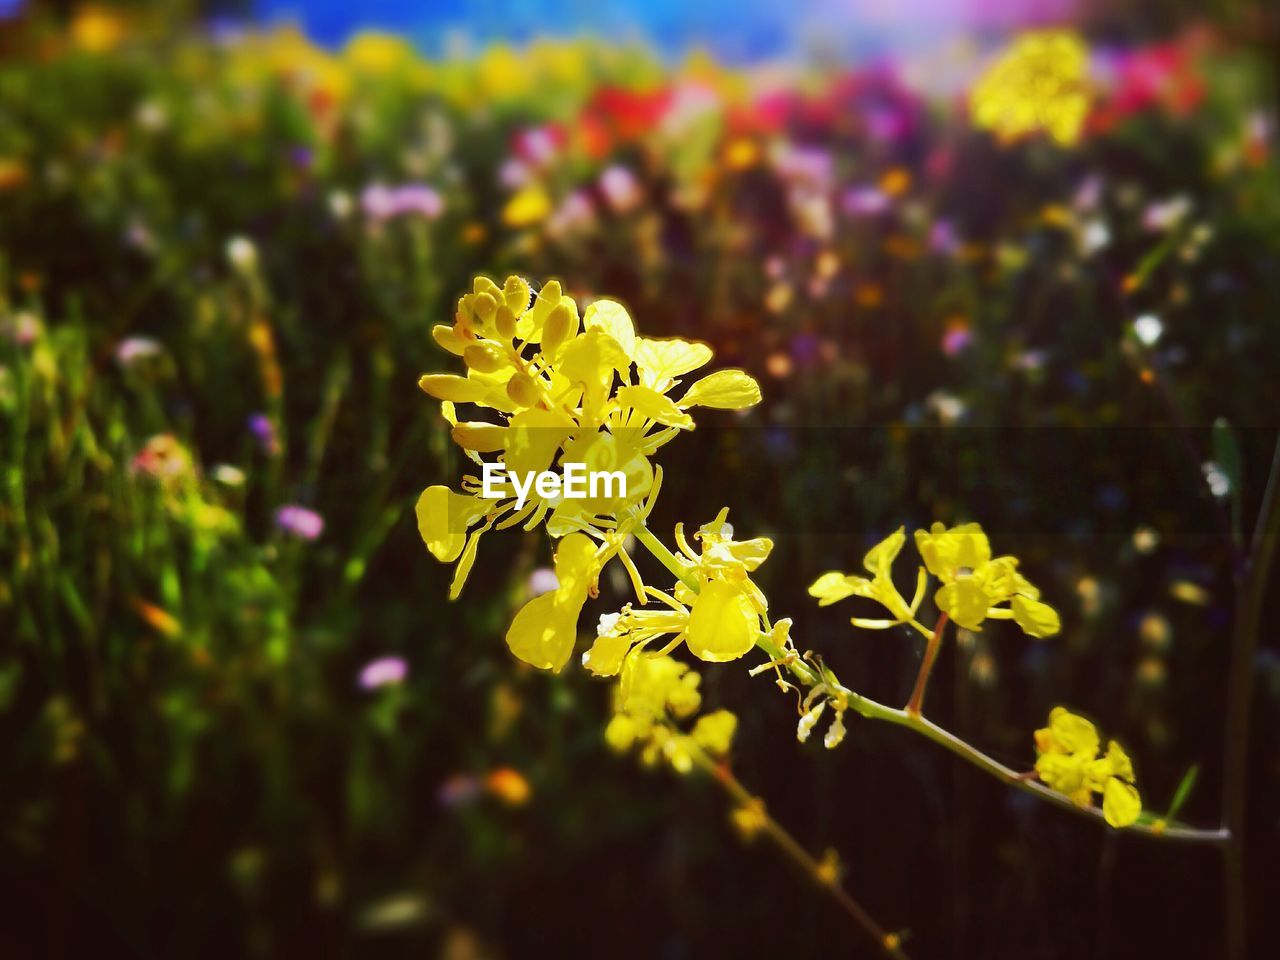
[[361, 182, 444, 222], [942, 323, 974, 356], [275, 504, 324, 541], [774, 146, 834, 191], [789, 332, 821, 366], [359, 655, 408, 690], [394, 185, 444, 219], [247, 413, 279, 455], [841, 187, 890, 216], [928, 219, 959, 255]]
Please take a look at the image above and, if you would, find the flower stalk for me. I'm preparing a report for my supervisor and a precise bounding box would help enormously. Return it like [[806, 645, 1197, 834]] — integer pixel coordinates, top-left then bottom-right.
[[905, 613, 948, 716], [683, 742, 910, 959], [629, 521, 1229, 843]]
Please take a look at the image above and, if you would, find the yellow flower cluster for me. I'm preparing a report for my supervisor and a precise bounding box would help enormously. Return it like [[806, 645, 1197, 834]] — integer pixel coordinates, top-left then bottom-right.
[[970, 30, 1091, 147], [1034, 707, 1142, 827], [582, 508, 773, 673], [808, 522, 1060, 637], [603, 653, 738, 772], [417, 275, 763, 672]]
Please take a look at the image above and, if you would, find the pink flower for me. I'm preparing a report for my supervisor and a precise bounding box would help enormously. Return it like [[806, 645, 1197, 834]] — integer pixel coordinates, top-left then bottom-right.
[[116, 336, 163, 367], [275, 504, 324, 540], [599, 165, 642, 214], [359, 655, 408, 690]]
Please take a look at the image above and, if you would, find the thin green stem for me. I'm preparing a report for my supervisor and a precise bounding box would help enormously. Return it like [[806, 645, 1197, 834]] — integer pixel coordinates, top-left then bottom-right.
[[633, 522, 699, 593]]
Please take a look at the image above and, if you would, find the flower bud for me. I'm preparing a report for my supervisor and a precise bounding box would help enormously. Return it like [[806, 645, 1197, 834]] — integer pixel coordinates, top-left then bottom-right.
[[471, 291, 497, 325], [541, 302, 574, 357], [463, 342, 505, 373], [506, 372, 540, 407], [495, 305, 518, 340]]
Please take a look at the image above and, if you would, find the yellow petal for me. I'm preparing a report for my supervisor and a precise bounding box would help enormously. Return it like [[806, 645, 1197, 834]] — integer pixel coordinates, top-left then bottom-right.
[[1035, 751, 1087, 795], [685, 580, 759, 662], [616, 385, 695, 429], [726, 537, 772, 571], [1045, 706, 1100, 756], [505, 533, 595, 671], [914, 522, 991, 579], [808, 572, 866, 606], [1011, 594, 1060, 638], [1102, 777, 1141, 828], [449, 527, 484, 599], [1105, 740, 1134, 781], [862, 527, 905, 576], [415, 485, 488, 562], [582, 299, 636, 359], [935, 580, 990, 630], [634, 337, 713, 385], [582, 628, 634, 678], [504, 407, 576, 477], [557, 327, 630, 415], [679, 369, 762, 410]]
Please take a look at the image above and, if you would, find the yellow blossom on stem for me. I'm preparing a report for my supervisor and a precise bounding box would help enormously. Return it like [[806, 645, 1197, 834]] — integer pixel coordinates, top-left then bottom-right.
[[580, 508, 772, 673], [914, 522, 1060, 637], [416, 274, 762, 670], [1033, 706, 1142, 827]]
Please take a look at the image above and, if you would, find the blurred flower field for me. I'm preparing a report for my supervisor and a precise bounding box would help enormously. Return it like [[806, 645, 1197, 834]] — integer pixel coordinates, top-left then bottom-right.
[[2, 4, 1280, 958]]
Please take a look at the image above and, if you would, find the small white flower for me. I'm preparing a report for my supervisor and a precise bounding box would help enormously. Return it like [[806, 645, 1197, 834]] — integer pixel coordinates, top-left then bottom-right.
[[226, 236, 258, 273], [1133, 314, 1163, 346]]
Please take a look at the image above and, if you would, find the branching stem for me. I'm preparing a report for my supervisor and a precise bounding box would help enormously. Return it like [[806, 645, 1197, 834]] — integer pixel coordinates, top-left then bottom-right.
[[632, 520, 1230, 845]]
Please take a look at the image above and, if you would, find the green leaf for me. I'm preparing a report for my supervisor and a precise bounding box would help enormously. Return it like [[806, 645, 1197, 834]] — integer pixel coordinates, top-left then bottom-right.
[[1166, 764, 1200, 822]]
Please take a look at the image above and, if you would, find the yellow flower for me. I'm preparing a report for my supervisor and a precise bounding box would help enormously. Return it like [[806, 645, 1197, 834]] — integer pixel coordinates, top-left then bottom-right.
[[731, 798, 768, 841], [417, 275, 762, 669], [604, 655, 739, 774], [807, 527, 926, 629], [70, 6, 125, 54], [1033, 706, 1142, 827], [970, 30, 1091, 147], [503, 184, 553, 228], [691, 709, 738, 757], [343, 32, 414, 76], [581, 508, 772, 673], [915, 522, 1059, 637]]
